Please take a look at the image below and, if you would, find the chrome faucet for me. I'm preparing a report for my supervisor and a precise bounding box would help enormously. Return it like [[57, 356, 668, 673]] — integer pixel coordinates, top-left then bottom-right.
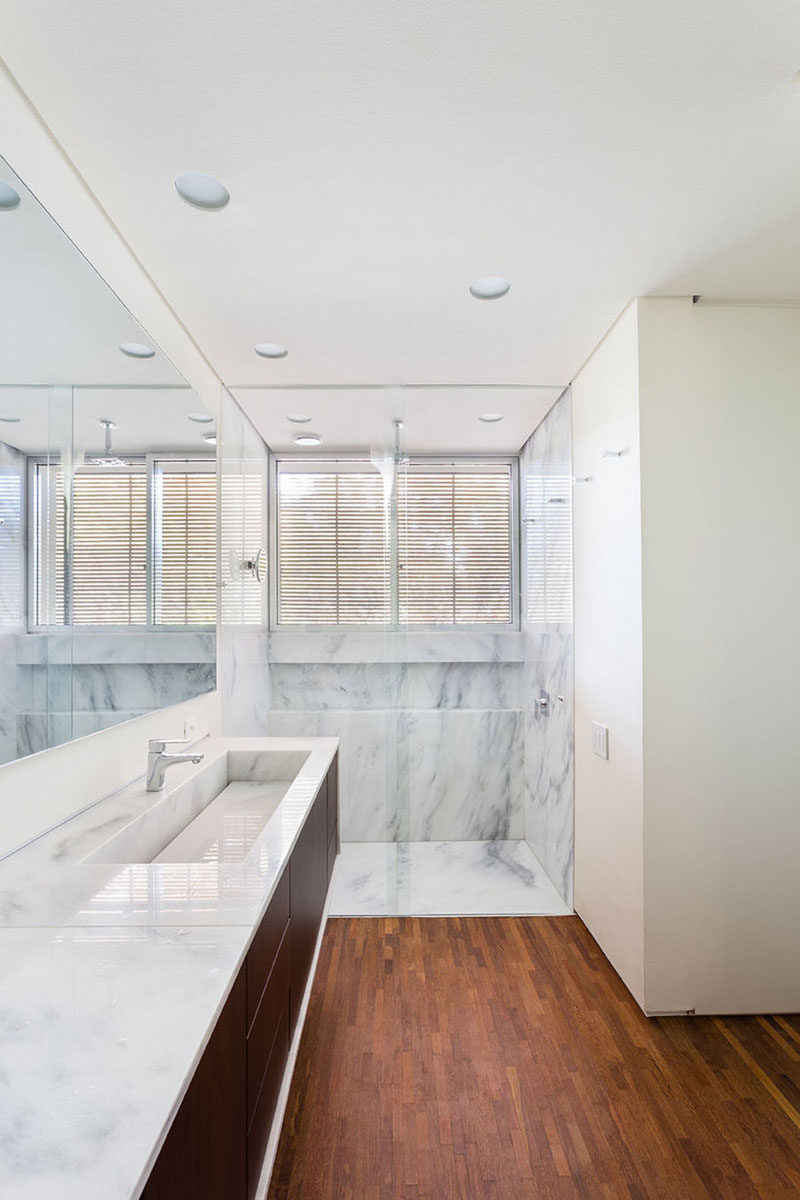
[[146, 737, 205, 792]]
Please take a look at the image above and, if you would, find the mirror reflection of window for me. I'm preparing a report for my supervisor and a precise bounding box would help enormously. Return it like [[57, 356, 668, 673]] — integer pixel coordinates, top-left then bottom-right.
[[31, 456, 216, 628]]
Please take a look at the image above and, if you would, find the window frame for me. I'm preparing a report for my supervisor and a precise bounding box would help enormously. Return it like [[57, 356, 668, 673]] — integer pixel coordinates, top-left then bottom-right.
[[27, 451, 217, 633], [269, 452, 520, 632]]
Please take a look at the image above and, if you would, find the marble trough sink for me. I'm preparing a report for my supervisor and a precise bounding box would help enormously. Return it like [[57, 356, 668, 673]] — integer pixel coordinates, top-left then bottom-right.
[[85, 748, 310, 866]]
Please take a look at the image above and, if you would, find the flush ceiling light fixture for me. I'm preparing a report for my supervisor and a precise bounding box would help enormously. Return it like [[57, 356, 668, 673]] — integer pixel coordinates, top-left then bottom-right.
[[254, 342, 288, 359], [119, 341, 155, 358], [0, 415, 20, 423], [174, 172, 230, 210], [0, 182, 21, 210], [479, 412, 504, 423], [469, 276, 511, 300], [188, 412, 214, 423], [293, 432, 322, 446], [286, 413, 311, 423]]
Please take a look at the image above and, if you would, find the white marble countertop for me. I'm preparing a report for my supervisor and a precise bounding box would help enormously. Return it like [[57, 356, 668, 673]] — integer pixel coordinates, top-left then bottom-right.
[[0, 735, 338, 1200]]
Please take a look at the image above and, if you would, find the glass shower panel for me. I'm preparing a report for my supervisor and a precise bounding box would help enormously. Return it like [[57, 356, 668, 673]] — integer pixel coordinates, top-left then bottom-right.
[[377, 388, 412, 913], [14, 385, 75, 757]]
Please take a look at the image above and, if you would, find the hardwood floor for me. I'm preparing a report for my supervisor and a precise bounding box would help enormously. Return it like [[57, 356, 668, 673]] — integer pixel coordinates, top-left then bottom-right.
[[269, 917, 800, 1199]]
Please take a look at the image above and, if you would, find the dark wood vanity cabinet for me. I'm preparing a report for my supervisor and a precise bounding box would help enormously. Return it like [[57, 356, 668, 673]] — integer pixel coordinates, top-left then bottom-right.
[[140, 755, 339, 1200]]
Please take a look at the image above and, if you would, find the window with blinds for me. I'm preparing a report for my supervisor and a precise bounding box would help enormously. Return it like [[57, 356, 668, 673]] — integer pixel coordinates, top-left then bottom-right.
[[275, 460, 513, 627], [398, 469, 512, 625], [155, 462, 217, 625], [72, 468, 148, 624], [32, 458, 216, 627], [277, 466, 388, 625]]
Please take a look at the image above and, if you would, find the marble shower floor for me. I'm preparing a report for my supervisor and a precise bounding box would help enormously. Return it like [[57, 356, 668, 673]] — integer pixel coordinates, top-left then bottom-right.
[[329, 840, 572, 917]]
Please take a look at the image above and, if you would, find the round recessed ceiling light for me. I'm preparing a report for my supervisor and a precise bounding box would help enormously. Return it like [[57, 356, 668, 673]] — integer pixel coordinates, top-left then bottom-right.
[[286, 413, 312, 424], [188, 412, 215, 424], [254, 342, 288, 359], [119, 341, 155, 359], [0, 182, 21, 210], [293, 432, 322, 447], [174, 172, 230, 210], [469, 276, 511, 300], [202, 431, 217, 445], [0, 415, 20, 423], [479, 412, 504, 423]]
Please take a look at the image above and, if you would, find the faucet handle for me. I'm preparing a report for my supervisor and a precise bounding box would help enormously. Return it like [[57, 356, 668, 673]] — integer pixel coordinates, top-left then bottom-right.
[[148, 736, 192, 754]]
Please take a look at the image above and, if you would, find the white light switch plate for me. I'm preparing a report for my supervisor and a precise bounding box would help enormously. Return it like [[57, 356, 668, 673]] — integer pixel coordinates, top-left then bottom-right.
[[591, 722, 609, 759]]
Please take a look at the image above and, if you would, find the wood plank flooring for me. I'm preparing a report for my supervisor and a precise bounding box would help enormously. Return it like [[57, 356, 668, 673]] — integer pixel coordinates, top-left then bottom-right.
[[269, 917, 800, 1199]]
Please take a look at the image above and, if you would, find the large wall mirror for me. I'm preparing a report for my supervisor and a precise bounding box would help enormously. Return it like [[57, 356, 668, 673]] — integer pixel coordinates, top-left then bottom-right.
[[0, 155, 217, 767]]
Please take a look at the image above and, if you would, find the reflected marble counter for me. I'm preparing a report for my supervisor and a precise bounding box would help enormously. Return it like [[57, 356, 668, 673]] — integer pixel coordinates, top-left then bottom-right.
[[0, 735, 338, 1200]]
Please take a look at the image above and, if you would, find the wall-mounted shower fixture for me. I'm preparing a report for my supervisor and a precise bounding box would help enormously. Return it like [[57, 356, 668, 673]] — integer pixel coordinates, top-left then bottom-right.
[[91, 419, 128, 468], [392, 419, 409, 467], [602, 448, 627, 458], [573, 475, 592, 484], [536, 689, 551, 717]]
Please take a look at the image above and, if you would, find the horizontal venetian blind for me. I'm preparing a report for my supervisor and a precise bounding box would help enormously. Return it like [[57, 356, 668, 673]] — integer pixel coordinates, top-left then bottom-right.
[[524, 472, 573, 624], [32, 462, 67, 626], [71, 467, 148, 624], [155, 463, 217, 625], [277, 466, 388, 625], [398, 468, 512, 625]]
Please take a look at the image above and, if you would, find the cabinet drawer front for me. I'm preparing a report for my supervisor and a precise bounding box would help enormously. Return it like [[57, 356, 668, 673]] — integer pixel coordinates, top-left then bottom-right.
[[327, 827, 338, 885], [246, 1004, 289, 1200], [326, 758, 338, 844], [247, 866, 290, 1030], [247, 925, 290, 1126]]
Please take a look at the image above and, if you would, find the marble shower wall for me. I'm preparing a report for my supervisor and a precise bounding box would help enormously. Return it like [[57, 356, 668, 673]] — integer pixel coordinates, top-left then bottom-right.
[[267, 632, 525, 842], [520, 389, 575, 905], [0, 441, 26, 765], [218, 388, 270, 736]]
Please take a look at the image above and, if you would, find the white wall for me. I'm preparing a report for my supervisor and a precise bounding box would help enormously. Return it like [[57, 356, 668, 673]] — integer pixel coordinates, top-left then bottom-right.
[[572, 304, 645, 1008], [638, 298, 800, 1014]]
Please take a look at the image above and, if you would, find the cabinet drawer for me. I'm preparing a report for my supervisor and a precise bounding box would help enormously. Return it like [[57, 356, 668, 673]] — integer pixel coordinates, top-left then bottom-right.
[[247, 925, 290, 1126], [246, 1004, 289, 1200], [326, 757, 338, 844], [327, 826, 338, 885], [247, 867, 290, 1030]]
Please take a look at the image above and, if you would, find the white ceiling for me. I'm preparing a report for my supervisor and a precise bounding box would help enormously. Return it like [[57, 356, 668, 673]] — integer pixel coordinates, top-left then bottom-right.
[[3, 1, 800, 452], [232, 386, 564, 455]]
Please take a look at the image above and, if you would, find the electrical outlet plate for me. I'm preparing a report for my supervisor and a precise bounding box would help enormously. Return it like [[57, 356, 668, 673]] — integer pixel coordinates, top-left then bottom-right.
[[591, 722, 609, 759]]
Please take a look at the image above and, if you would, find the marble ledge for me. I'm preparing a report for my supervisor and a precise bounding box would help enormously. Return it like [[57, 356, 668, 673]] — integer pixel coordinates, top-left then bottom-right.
[[15, 630, 216, 666], [268, 628, 525, 664]]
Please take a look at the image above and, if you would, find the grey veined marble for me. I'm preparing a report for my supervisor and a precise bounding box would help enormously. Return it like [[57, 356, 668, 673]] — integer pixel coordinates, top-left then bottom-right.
[[519, 388, 575, 906]]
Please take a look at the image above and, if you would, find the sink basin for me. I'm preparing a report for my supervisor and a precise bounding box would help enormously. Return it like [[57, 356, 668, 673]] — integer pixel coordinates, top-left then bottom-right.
[[86, 748, 310, 866]]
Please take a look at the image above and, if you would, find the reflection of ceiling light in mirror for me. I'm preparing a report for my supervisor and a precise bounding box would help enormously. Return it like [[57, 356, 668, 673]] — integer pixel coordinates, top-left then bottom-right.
[[0, 182, 21, 210], [202, 432, 217, 444], [286, 413, 311, 423], [188, 412, 214, 423], [254, 343, 288, 358], [469, 276, 511, 300], [119, 341, 155, 358], [0, 416, 20, 423], [293, 433, 322, 446], [174, 172, 230, 210], [479, 413, 504, 423]]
